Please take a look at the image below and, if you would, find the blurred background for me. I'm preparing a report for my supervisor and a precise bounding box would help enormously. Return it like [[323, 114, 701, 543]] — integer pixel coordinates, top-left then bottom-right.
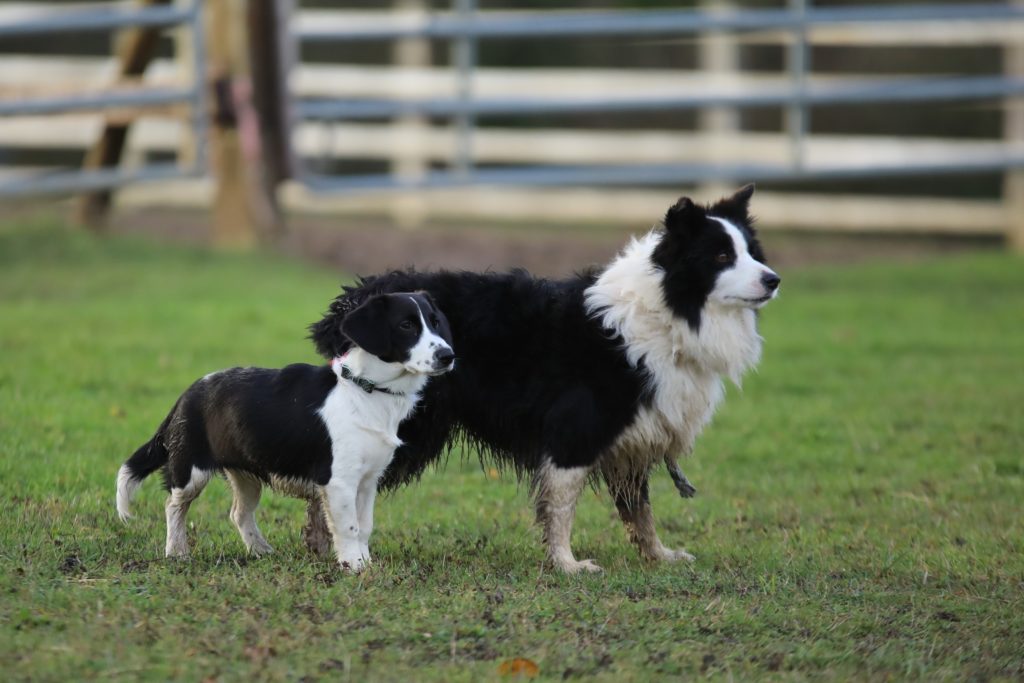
[[1, 0, 1022, 273]]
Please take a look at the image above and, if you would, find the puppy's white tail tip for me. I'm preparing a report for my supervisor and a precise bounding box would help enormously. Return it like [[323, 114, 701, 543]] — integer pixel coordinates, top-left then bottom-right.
[[116, 464, 141, 523]]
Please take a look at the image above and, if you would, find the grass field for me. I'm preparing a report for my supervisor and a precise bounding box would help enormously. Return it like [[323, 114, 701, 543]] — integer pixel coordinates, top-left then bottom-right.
[[1, 216, 1022, 682]]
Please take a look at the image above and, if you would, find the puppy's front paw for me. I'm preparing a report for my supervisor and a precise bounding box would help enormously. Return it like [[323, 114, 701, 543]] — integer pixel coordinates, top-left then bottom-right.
[[248, 538, 275, 557], [338, 555, 367, 573]]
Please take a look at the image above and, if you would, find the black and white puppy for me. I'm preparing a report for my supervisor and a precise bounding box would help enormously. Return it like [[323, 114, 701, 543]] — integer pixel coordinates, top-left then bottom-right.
[[116, 292, 454, 572]]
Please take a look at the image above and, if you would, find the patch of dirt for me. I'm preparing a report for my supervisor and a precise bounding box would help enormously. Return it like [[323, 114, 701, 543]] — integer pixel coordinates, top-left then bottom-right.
[[109, 207, 1000, 278], [58, 554, 85, 575]]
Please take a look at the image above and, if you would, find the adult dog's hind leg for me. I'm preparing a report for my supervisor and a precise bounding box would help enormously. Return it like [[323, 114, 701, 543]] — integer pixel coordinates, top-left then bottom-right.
[[603, 463, 694, 564], [534, 461, 600, 574], [225, 470, 274, 556]]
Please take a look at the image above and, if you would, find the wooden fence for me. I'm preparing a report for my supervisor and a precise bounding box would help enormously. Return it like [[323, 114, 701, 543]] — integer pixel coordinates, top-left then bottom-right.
[[1, 2, 1022, 248]]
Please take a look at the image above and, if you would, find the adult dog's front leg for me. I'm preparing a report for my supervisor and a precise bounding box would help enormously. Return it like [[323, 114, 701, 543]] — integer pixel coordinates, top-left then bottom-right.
[[603, 463, 694, 564], [534, 461, 600, 573]]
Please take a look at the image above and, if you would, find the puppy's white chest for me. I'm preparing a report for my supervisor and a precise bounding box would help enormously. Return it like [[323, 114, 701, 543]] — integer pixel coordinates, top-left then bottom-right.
[[318, 383, 408, 460]]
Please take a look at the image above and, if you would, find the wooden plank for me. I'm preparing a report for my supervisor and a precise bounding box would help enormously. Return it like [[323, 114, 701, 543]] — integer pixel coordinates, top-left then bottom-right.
[[270, 186, 1007, 237], [109, 178, 1006, 236], [3, 114, 1016, 170]]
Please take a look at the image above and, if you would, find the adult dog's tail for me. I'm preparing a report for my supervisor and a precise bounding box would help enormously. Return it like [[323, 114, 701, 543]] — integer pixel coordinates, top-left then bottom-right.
[[116, 410, 174, 521]]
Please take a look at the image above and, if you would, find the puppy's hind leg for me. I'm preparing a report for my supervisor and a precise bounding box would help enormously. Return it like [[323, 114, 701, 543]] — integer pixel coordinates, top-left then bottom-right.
[[225, 470, 274, 556], [165, 468, 212, 558], [603, 463, 694, 564], [534, 460, 600, 574]]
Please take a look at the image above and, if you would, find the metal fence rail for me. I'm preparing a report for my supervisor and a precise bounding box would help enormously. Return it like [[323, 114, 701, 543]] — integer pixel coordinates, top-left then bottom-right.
[[0, 1, 206, 198], [0, 4, 193, 38], [292, 1, 1024, 195], [298, 76, 1024, 121], [296, 3, 1024, 42]]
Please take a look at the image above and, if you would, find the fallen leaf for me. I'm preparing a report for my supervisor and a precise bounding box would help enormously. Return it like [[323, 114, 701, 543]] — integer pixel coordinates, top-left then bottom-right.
[[498, 658, 539, 677]]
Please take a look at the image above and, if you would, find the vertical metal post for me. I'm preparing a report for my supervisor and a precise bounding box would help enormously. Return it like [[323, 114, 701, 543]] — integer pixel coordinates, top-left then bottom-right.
[[1005, 0, 1024, 252], [189, 0, 208, 175], [452, 0, 476, 177], [787, 0, 809, 169]]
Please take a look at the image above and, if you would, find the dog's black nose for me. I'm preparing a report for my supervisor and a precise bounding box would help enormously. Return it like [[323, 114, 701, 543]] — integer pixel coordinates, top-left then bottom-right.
[[434, 349, 455, 366], [761, 272, 781, 291]]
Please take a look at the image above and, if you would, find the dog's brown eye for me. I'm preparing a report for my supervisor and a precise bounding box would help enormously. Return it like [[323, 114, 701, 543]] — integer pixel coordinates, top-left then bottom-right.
[[716, 252, 731, 264], [399, 320, 415, 331]]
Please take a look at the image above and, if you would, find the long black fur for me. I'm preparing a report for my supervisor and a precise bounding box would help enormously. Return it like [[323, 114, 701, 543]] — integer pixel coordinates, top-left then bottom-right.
[[314, 269, 651, 486], [309, 188, 764, 490]]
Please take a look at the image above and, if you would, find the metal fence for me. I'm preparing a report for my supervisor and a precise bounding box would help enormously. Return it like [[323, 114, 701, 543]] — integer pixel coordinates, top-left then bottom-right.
[[2, 1, 1023, 208], [291, 1, 1024, 194], [0, 2, 206, 198]]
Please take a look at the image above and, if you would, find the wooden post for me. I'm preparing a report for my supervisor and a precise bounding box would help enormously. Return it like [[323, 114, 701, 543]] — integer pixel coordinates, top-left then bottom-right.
[[206, 0, 284, 247], [1005, 1, 1024, 252], [390, 0, 429, 229], [74, 0, 171, 230], [698, 0, 739, 199]]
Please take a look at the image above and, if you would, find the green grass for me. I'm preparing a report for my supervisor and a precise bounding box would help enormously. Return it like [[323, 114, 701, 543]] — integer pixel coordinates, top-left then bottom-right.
[[1, 217, 1022, 682]]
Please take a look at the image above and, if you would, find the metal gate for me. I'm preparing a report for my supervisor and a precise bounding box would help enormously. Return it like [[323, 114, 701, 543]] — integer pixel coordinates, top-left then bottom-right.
[[0, 2, 206, 198], [2, 2, 1024, 202], [289, 1, 1024, 193]]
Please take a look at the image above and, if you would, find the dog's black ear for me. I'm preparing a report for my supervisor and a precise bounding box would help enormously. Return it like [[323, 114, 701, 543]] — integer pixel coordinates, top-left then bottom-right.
[[309, 297, 351, 358], [710, 184, 755, 225], [340, 295, 393, 358], [664, 196, 705, 234], [415, 290, 437, 309], [309, 307, 344, 359]]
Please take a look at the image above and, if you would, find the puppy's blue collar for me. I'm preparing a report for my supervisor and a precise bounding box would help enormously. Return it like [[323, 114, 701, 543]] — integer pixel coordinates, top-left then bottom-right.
[[334, 360, 405, 396]]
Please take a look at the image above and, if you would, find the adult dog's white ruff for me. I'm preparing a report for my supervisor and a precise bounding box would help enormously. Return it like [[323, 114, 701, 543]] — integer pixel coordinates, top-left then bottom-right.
[[585, 222, 764, 470]]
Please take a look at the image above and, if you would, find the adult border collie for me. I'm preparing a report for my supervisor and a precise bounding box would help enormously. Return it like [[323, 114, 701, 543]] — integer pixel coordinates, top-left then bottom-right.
[[309, 185, 779, 573], [116, 292, 454, 572]]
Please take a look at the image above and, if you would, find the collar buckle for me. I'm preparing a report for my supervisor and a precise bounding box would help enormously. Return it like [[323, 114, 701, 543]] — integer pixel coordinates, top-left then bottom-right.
[[336, 360, 404, 396]]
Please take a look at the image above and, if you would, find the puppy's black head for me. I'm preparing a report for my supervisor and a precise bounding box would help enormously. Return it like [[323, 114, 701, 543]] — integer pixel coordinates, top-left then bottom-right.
[[339, 292, 455, 373], [651, 184, 776, 331]]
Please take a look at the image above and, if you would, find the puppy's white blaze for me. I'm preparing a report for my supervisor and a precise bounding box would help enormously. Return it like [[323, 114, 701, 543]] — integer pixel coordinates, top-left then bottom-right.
[[406, 296, 451, 373], [116, 464, 140, 522], [584, 230, 763, 464]]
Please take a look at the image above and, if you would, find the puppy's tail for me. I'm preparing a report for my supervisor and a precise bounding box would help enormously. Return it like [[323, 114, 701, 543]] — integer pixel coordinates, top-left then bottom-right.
[[116, 412, 173, 522]]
